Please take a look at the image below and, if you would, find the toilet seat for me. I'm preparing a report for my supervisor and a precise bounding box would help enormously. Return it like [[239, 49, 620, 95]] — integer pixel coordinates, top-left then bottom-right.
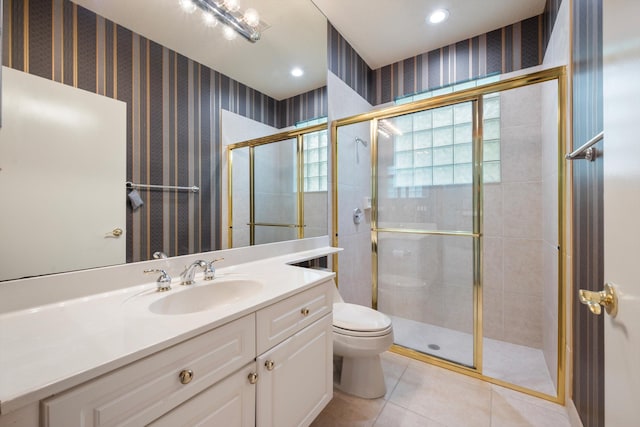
[[333, 324, 393, 337], [333, 302, 392, 337]]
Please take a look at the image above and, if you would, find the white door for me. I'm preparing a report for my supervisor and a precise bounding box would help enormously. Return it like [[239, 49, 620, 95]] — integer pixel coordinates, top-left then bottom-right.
[[0, 67, 126, 280], [603, 1, 640, 425]]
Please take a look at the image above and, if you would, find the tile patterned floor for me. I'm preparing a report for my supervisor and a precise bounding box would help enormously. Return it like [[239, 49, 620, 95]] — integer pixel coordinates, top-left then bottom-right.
[[311, 352, 572, 427]]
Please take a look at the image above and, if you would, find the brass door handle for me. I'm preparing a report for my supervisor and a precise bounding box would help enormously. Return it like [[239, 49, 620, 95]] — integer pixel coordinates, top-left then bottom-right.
[[106, 228, 123, 238], [579, 283, 618, 317]]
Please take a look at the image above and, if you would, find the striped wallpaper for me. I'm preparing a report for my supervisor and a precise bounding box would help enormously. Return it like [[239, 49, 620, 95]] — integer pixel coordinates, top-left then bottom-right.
[[328, 15, 544, 106], [544, 0, 563, 49], [3, 0, 327, 262], [571, 0, 604, 425]]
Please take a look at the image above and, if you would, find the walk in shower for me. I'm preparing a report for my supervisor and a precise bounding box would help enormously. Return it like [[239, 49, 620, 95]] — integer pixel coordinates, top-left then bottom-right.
[[332, 67, 567, 402]]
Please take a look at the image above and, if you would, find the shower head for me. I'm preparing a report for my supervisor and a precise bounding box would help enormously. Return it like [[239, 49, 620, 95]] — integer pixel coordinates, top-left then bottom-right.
[[355, 137, 368, 147], [354, 137, 368, 163]]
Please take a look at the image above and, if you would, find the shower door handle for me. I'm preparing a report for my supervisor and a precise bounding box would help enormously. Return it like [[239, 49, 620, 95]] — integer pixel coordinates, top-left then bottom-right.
[[579, 283, 618, 317]]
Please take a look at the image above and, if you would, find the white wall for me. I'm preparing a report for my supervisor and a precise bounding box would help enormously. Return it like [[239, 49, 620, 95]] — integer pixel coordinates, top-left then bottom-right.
[[328, 71, 374, 306]]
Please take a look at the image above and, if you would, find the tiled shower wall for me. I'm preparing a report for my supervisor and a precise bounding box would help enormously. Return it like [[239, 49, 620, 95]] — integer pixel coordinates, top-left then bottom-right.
[[483, 84, 544, 349], [3, 0, 327, 262]]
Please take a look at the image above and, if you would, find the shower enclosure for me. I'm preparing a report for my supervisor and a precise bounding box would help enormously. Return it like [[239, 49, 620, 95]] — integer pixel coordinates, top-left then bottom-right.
[[227, 123, 328, 248], [332, 67, 567, 402]]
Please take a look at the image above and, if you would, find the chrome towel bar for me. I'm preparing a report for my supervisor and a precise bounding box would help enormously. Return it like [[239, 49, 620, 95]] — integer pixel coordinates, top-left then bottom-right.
[[566, 131, 603, 161], [126, 181, 200, 193]]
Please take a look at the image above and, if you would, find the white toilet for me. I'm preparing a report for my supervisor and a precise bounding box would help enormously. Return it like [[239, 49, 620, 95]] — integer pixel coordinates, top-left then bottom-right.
[[332, 287, 394, 399]]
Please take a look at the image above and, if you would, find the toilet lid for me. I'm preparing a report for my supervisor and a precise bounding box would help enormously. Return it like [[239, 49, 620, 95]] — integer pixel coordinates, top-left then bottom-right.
[[333, 303, 392, 332]]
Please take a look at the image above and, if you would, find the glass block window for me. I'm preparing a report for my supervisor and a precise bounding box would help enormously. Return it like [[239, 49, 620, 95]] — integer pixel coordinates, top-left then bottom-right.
[[391, 77, 501, 190], [297, 117, 328, 192], [303, 130, 328, 191]]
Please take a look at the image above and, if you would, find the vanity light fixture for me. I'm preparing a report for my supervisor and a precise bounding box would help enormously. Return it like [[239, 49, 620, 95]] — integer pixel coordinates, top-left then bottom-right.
[[428, 8, 449, 24], [179, 0, 261, 43], [291, 67, 304, 77]]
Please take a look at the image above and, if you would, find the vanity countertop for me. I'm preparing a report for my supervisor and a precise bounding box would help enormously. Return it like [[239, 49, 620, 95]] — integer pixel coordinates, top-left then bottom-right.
[[0, 247, 338, 415]]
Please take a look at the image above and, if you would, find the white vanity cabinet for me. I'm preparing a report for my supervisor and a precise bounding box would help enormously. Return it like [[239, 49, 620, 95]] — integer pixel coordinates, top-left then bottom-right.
[[256, 280, 334, 427], [42, 314, 256, 427], [33, 278, 334, 427]]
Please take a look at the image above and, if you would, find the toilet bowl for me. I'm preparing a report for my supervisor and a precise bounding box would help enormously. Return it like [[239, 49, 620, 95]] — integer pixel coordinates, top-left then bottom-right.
[[332, 289, 394, 399]]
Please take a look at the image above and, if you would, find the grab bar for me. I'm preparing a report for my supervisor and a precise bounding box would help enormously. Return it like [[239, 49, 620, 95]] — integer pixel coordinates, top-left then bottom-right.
[[566, 131, 603, 161], [126, 181, 200, 193]]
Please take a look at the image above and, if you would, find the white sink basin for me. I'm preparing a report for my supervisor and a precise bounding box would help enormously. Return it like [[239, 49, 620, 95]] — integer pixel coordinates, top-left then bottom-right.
[[149, 279, 263, 315]]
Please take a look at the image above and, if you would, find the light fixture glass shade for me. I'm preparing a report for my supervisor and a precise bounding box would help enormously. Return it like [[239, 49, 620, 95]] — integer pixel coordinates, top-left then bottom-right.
[[222, 25, 238, 40], [179, 0, 197, 13], [188, 0, 261, 42], [202, 11, 219, 27], [243, 8, 260, 27], [223, 0, 240, 12]]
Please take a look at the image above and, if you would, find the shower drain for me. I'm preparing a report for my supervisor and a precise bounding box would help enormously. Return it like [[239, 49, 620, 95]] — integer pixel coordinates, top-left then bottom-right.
[[427, 344, 440, 351]]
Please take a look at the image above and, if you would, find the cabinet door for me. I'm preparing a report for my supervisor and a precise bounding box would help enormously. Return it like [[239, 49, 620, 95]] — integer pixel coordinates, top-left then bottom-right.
[[42, 315, 255, 427], [256, 314, 333, 427], [148, 363, 257, 427]]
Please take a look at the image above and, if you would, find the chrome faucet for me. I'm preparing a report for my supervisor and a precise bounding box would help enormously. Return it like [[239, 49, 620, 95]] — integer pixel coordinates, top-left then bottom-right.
[[180, 260, 208, 285], [203, 258, 225, 281], [144, 269, 172, 292]]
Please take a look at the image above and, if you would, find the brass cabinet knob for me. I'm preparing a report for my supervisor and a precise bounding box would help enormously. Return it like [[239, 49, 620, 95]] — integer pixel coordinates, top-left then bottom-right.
[[301, 307, 310, 316], [579, 282, 618, 317], [248, 372, 258, 384], [265, 360, 275, 371], [179, 369, 194, 384]]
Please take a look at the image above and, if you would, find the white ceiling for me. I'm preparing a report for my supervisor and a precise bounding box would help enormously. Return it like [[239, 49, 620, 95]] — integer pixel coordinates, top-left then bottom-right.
[[314, 0, 547, 69], [72, 0, 328, 100], [72, 0, 546, 100]]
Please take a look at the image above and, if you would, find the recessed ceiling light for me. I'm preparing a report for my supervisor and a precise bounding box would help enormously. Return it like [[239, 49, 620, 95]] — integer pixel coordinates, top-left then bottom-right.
[[291, 67, 304, 77], [428, 9, 449, 24]]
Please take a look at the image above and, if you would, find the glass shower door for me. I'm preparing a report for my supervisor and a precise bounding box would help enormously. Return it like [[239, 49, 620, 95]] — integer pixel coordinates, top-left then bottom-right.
[[253, 138, 300, 245], [374, 101, 479, 367]]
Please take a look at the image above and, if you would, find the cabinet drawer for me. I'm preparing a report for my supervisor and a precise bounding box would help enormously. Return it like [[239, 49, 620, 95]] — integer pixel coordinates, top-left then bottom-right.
[[42, 314, 256, 427], [256, 280, 332, 354], [148, 362, 257, 427]]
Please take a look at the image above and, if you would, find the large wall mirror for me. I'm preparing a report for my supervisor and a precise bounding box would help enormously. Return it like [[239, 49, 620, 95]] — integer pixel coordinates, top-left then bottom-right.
[[0, 0, 328, 282]]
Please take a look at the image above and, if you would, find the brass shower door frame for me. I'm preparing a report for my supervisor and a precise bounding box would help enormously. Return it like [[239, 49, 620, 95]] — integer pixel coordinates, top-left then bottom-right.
[[227, 123, 327, 247], [331, 66, 568, 404]]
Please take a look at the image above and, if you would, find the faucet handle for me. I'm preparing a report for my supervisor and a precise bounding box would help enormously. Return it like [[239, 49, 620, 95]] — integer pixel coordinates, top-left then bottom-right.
[[144, 269, 172, 292], [152, 251, 168, 259], [204, 258, 225, 281]]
